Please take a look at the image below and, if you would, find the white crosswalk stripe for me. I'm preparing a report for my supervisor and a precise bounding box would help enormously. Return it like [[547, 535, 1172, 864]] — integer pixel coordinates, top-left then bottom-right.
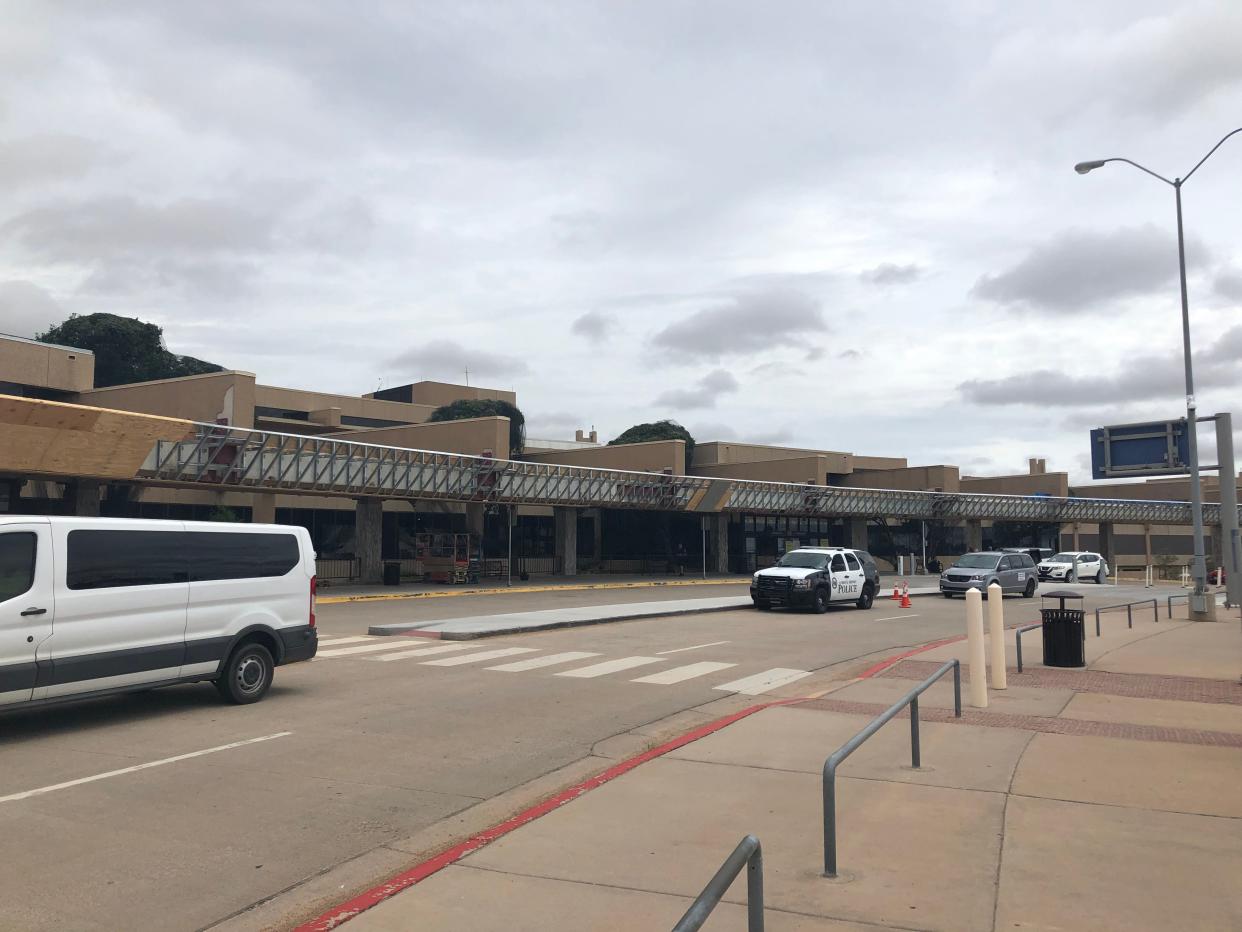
[[371, 643, 485, 662], [316, 635, 373, 647], [487, 651, 600, 672], [556, 657, 664, 678], [713, 668, 812, 695], [315, 641, 412, 659], [421, 647, 537, 667], [631, 662, 737, 685]]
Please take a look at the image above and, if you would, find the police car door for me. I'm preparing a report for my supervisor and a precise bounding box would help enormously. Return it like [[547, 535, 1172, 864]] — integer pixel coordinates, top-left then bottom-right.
[[830, 552, 862, 602]]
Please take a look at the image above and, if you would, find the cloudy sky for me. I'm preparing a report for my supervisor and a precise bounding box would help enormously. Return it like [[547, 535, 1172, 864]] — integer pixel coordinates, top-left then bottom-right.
[[2, 1, 1240, 482]]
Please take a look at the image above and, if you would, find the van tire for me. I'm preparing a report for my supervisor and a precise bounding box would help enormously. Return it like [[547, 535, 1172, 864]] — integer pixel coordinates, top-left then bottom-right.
[[812, 587, 830, 614], [1095, 569, 1106, 584], [216, 642, 274, 705], [856, 584, 874, 610], [1023, 579, 1037, 598]]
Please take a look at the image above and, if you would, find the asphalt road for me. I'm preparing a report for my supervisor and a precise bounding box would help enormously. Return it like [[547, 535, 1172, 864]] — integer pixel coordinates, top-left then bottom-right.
[[0, 581, 1162, 930]]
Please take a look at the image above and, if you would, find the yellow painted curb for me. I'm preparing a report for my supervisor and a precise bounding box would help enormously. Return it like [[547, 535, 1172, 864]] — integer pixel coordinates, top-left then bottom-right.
[[320, 577, 753, 605]]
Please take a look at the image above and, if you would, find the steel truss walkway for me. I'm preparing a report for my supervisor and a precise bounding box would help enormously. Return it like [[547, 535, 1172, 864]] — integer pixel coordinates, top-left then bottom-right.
[[137, 422, 1230, 526]]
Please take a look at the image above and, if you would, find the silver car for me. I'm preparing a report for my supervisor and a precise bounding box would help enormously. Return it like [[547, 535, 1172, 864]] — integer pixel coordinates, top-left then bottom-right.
[[940, 551, 1038, 599]]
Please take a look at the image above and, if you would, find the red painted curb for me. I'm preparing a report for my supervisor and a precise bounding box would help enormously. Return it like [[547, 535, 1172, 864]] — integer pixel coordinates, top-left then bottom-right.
[[856, 634, 965, 679], [292, 699, 789, 931]]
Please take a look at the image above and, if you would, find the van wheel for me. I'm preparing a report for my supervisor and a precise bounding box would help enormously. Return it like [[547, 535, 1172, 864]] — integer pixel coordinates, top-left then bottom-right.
[[1095, 569, 1106, 584], [216, 642, 274, 705], [812, 587, 830, 614], [856, 584, 874, 610], [1023, 579, 1037, 598]]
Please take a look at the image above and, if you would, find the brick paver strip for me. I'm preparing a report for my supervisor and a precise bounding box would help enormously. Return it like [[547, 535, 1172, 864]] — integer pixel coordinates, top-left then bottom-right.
[[800, 697, 1242, 748], [880, 658, 1242, 705]]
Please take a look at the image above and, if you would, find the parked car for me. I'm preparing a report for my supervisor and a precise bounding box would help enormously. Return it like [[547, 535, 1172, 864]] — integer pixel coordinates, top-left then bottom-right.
[[940, 551, 1038, 599], [0, 516, 318, 712], [751, 547, 878, 612], [1208, 567, 1226, 585], [1037, 551, 1108, 584]]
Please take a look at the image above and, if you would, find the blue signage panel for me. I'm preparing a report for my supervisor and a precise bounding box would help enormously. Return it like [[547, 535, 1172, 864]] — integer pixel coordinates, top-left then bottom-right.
[[1090, 419, 1190, 479]]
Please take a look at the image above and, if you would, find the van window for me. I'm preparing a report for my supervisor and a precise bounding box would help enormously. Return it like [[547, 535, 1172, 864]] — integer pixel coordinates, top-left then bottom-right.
[[0, 532, 37, 603], [830, 554, 847, 572], [187, 532, 299, 581], [844, 553, 860, 571], [67, 530, 187, 590]]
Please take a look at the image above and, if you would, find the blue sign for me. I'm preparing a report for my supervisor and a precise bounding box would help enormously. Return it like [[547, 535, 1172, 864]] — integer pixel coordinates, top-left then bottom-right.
[[1091, 419, 1190, 480]]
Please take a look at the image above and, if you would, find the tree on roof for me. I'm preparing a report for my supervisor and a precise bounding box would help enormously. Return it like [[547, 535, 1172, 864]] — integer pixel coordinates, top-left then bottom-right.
[[608, 420, 695, 467], [428, 399, 526, 459], [38, 313, 223, 388]]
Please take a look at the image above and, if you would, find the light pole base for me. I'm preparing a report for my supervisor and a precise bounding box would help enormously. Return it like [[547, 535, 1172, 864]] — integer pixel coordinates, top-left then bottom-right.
[[1189, 595, 1219, 621]]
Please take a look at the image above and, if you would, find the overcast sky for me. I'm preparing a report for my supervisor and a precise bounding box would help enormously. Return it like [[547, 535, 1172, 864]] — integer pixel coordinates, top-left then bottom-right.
[[2, 1, 1239, 482]]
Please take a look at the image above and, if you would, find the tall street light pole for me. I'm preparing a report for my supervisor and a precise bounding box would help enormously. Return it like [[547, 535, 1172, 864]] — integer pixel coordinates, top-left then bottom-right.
[[1075, 128, 1242, 612]]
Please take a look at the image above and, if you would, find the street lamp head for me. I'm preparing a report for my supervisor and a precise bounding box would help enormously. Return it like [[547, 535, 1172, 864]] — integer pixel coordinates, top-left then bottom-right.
[[1074, 160, 1107, 175]]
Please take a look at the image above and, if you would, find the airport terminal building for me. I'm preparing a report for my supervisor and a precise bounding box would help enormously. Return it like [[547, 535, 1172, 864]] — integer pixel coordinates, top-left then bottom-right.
[[2, 332, 1237, 583]]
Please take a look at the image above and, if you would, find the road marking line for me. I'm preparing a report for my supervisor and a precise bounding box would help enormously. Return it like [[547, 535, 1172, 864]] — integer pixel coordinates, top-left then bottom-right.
[[657, 640, 731, 655], [874, 614, 920, 622], [0, 733, 293, 805], [314, 642, 398, 658], [556, 657, 664, 678], [632, 662, 737, 685], [421, 647, 536, 666], [714, 668, 812, 695], [371, 644, 485, 662], [316, 635, 373, 646], [487, 651, 600, 672]]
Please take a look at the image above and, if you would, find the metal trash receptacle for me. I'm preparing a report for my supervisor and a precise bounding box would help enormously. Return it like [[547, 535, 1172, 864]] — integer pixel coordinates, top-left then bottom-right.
[[382, 561, 401, 586], [1040, 590, 1085, 668]]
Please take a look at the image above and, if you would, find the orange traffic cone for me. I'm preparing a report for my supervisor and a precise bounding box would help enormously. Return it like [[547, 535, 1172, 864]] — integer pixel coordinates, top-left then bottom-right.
[[891, 585, 900, 600], [900, 591, 912, 608]]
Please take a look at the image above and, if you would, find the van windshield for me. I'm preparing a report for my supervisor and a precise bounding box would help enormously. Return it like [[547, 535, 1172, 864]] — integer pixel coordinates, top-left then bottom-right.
[[954, 554, 999, 569], [776, 552, 828, 569]]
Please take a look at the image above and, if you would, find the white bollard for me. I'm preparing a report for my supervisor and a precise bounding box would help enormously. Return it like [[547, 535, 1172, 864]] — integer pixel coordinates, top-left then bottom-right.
[[965, 588, 988, 708], [987, 583, 1007, 690]]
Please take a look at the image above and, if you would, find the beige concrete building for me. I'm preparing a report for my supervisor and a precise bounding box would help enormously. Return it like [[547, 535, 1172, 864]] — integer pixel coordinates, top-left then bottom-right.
[[1, 331, 1234, 580]]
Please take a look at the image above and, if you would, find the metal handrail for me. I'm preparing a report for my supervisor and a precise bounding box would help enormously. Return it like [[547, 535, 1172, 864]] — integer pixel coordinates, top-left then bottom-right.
[[672, 835, 764, 932], [1093, 599, 1158, 636], [1168, 592, 1189, 618], [1014, 623, 1042, 673], [822, 659, 961, 877]]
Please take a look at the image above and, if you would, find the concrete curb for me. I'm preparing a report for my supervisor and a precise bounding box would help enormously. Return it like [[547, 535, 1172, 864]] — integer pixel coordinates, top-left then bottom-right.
[[369, 600, 752, 638]]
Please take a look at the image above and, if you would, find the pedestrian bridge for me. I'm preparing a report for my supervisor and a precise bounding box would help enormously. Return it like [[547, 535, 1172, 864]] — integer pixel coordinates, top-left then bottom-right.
[[133, 419, 1224, 526]]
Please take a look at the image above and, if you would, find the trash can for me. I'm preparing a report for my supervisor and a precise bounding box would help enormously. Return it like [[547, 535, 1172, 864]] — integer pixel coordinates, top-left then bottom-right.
[[382, 561, 401, 587], [1040, 590, 1085, 667]]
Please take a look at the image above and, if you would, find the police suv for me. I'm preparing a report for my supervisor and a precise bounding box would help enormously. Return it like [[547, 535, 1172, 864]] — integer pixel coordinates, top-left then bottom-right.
[[750, 547, 878, 613]]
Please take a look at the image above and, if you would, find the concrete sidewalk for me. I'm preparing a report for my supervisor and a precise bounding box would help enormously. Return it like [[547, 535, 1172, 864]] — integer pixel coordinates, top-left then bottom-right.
[[337, 613, 1242, 931]]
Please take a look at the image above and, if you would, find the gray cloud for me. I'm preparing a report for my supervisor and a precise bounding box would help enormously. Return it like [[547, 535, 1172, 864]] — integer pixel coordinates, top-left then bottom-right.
[[860, 262, 921, 285], [652, 290, 823, 358], [972, 225, 1201, 313], [570, 309, 613, 342], [3, 195, 277, 261], [389, 339, 529, 382], [959, 325, 1242, 406], [837, 348, 863, 360], [1215, 270, 1242, 302], [0, 280, 65, 337], [0, 134, 106, 188], [804, 346, 825, 361], [654, 369, 739, 409]]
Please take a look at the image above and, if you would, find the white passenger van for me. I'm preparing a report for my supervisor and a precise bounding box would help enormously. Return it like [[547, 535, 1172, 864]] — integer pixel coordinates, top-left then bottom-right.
[[0, 516, 318, 710]]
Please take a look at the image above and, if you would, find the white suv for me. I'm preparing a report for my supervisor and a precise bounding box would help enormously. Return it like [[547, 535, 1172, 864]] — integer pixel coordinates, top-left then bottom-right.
[[1038, 551, 1108, 584]]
